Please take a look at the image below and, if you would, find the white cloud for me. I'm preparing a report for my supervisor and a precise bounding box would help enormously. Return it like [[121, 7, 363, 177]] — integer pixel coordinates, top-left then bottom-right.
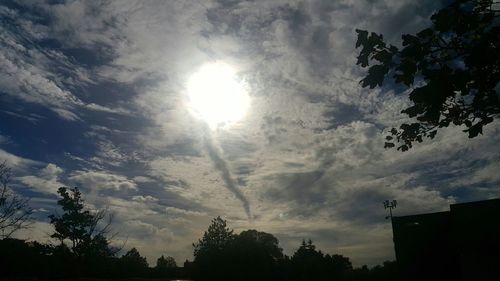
[[132, 195, 158, 203], [0, 5, 132, 121], [0, 149, 41, 172], [16, 163, 65, 194], [133, 176, 155, 183], [69, 170, 138, 191]]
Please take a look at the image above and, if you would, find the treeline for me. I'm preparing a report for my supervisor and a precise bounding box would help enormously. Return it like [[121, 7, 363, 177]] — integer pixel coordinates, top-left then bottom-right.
[[1, 186, 181, 279], [0, 239, 181, 279], [1, 221, 397, 281], [1, 234, 396, 281], [1, 173, 396, 280], [189, 216, 397, 281]]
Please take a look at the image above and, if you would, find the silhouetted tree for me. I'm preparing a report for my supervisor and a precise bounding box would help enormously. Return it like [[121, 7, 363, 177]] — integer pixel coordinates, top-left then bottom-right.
[[48, 187, 115, 258], [155, 255, 177, 277], [183, 259, 195, 279], [355, 0, 500, 151], [230, 229, 285, 281], [348, 265, 370, 281], [0, 239, 46, 278], [0, 161, 32, 238], [118, 247, 149, 277], [288, 239, 353, 281], [291, 239, 327, 281], [325, 254, 353, 281], [193, 216, 235, 257], [157, 254, 177, 268], [192, 216, 235, 281], [370, 261, 398, 281]]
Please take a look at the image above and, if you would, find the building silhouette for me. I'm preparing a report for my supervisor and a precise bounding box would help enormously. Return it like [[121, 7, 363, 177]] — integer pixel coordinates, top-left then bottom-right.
[[392, 198, 500, 281]]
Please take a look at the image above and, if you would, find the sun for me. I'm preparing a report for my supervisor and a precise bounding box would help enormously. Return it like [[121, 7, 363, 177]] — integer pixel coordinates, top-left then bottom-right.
[[187, 62, 250, 128]]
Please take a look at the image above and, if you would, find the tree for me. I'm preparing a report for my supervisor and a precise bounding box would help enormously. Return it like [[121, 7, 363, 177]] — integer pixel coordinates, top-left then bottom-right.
[[156, 255, 177, 268], [192, 216, 235, 281], [155, 255, 177, 277], [231, 229, 285, 281], [118, 247, 149, 277], [325, 254, 353, 281], [193, 216, 235, 258], [0, 161, 32, 238], [355, 0, 499, 151], [48, 187, 114, 257], [291, 240, 326, 281]]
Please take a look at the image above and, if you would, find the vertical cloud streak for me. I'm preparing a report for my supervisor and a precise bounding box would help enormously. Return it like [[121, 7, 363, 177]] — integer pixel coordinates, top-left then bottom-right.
[[203, 128, 251, 219]]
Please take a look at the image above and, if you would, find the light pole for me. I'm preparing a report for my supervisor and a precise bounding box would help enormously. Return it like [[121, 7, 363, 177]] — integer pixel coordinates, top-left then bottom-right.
[[384, 200, 397, 220]]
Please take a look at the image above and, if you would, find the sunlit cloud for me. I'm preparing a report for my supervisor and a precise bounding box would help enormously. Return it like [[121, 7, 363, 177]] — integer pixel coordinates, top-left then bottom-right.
[[186, 62, 250, 129]]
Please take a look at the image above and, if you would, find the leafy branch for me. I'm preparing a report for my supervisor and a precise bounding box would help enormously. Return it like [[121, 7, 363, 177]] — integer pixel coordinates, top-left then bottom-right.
[[355, 0, 500, 151]]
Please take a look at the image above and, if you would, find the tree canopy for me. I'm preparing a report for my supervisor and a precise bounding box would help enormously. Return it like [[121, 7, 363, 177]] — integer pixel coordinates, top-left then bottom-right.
[[231, 229, 285, 281], [355, 0, 499, 151], [192, 216, 235, 281], [156, 255, 177, 269], [119, 247, 149, 277], [155, 255, 177, 277], [193, 216, 235, 258], [49, 187, 114, 258], [291, 240, 353, 281], [191, 218, 357, 281]]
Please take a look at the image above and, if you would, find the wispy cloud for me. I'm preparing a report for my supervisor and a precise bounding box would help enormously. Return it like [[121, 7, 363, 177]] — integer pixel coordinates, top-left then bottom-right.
[[203, 130, 251, 219], [1, 0, 498, 267]]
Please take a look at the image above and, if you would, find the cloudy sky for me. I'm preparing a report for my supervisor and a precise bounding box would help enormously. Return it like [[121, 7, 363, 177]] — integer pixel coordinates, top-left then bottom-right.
[[1, 0, 499, 266]]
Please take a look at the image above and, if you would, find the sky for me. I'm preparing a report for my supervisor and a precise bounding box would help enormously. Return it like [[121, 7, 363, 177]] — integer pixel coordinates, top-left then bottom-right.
[[1, 0, 499, 267]]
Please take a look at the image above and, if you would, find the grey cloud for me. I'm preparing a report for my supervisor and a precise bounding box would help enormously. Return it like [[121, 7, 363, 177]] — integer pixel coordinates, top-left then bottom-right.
[[204, 132, 251, 219], [323, 102, 366, 130], [265, 170, 326, 206]]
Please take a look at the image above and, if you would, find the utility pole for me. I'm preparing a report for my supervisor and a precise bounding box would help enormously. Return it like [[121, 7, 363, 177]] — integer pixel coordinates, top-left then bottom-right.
[[384, 200, 397, 220]]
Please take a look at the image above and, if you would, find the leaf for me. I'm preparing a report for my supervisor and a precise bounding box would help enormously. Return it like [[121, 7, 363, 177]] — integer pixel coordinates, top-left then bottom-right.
[[353, 1, 499, 152], [482, 116, 494, 125], [466, 123, 483, 138], [401, 34, 418, 46], [439, 119, 450, 127], [384, 142, 395, 149], [360, 65, 389, 88], [432, 8, 454, 32], [368, 32, 385, 49], [398, 144, 409, 151], [394, 59, 417, 86], [373, 49, 393, 64], [355, 29, 368, 48], [356, 52, 370, 67], [401, 105, 423, 118], [416, 28, 433, 39]]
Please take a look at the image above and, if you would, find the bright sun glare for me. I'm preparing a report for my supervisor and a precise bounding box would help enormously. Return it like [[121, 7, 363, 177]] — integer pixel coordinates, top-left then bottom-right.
[[187, 62, 250, 128]]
